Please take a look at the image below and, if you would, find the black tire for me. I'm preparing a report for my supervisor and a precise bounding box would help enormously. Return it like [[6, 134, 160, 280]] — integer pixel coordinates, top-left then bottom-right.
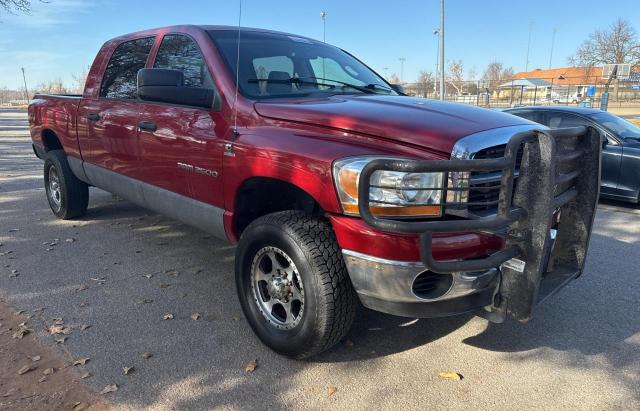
[[235, 211, 357, 359], [43, 150, 89, 219]]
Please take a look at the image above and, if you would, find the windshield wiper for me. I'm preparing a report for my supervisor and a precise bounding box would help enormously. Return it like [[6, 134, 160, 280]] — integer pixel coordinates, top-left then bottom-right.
[[247, 76, 377, 95], [295, 77, 376, 94]]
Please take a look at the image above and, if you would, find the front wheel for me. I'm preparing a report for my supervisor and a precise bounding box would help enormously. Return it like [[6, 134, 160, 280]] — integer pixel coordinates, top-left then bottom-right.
[[235, 211, 357, 359], [44, 150, 89, 219]]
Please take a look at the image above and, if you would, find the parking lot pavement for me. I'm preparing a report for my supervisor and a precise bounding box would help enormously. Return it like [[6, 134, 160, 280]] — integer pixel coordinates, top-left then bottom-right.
[[1, 108, 639, 410]]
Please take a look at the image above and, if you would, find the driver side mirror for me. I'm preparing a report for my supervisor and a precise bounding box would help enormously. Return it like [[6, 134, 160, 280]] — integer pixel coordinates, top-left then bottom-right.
[[600, 133, 609, 148], [390, 84, 405, 95], [137, 68, 215, 109]]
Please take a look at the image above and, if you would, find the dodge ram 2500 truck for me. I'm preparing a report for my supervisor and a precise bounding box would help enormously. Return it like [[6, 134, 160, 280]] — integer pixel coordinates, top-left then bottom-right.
[[29, 25, 601, 359]]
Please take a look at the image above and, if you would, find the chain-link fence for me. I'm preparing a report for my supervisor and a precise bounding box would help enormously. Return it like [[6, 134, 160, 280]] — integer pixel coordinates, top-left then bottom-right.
[[403, 75, 640, 109]]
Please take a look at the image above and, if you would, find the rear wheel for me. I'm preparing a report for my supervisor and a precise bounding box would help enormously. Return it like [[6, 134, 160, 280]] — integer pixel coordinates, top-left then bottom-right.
[[235, 211, 357, 359], [44, 150, 89, 219]]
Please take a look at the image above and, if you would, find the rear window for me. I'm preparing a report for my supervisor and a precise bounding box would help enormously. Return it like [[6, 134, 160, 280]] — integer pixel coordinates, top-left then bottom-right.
[[100, 37, 155, 99]]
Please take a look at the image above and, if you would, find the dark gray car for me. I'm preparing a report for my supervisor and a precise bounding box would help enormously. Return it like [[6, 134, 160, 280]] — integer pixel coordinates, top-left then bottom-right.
[[506, 106, 640, 203]]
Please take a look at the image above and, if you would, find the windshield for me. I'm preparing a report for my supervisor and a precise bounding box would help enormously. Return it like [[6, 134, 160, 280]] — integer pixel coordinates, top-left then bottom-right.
[[208, 30, 395, 100], [587, 112, 640, 140]]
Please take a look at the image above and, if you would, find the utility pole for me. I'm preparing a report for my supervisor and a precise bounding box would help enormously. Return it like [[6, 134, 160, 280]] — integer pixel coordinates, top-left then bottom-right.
[[434, 29, 439, 97], [399, 57, 406, 83], [548, 27, 557, 69], [525, 20, 534, 71], [21, 67, 29, 102], [439, 0, 445, 100], [320, 11, 327, 42]]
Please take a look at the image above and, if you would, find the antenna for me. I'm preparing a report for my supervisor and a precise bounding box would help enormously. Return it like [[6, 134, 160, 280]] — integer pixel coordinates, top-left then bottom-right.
[[232, 0, 242, 137]]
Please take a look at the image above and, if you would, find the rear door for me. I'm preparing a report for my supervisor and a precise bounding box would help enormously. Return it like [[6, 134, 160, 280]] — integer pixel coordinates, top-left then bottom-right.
[[78, 36, 155, 180], [137, 33, 225, 206], [541, 111, 621, 195]]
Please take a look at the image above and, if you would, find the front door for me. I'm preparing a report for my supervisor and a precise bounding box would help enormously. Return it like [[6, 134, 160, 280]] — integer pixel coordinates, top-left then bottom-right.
[[137, 33, 225, 207]]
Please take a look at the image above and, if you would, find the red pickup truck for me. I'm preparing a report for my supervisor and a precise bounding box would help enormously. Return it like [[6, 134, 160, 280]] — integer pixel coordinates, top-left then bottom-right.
[[29, 25, 601, 358]]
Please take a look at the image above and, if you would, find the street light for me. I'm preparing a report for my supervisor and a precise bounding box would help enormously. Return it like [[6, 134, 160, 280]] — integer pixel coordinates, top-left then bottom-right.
[[434, 29, 439, 97], [320, 11, 327, 43], [439, 0, 445, 100]]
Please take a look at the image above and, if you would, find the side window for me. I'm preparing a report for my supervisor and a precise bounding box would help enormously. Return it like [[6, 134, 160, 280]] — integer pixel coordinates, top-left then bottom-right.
[[544, 112, 587, 129], [512, 110, 541, 124], [154, 34, 214, 89], [100, 37, 155, 99]]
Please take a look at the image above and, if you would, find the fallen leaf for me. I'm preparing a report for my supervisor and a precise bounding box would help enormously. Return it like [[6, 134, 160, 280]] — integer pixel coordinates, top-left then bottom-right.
[[47, 324, 67, 335], [141, 352, 152, 359], [12, 325, 30, 339], [159, 283, 170, 288], [438, 371, 463, 381], [163, 313, 174, 320], [327, 386, 338, 396], [73, 358, 89, 366], [43, 368, 55, 375], [75, 284, 88, 292], [73, 402, 89, 411], [191, 313, 200, 321], [55, 337, 67, 344], [80, 324, 91, 331], [143, 274, 153, 279], [245, 359, 258, 373], [80, 372, 91, 379], [52, 318, 64, 325], [100, 384, 118, 395], [30, 355, 41, 362], [232, 317, 240, 321], [18, 364, 35, 375], [123, 366, 134, 375], [165, 269, 179, 277], [65, 238, 76, 243], [1, 388, 16, 397]]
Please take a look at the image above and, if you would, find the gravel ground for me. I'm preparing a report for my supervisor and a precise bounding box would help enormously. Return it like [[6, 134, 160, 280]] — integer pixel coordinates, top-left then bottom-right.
[[1, 108, 639, 410]]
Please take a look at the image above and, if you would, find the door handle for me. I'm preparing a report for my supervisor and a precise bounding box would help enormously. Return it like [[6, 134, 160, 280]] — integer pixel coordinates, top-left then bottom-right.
[[138, 120, 157, 132], [86, 113, 100, 121]]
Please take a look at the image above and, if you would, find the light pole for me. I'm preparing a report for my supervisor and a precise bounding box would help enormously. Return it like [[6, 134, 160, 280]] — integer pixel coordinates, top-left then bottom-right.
[[525, 20, 534, 72], [439, 0, 445, 100], [434, 29, 439, 97], [21, 67, 29, 102], [320, 11, 326, 43], [399, 57, 406, 83], [548, 27, 557, 69]]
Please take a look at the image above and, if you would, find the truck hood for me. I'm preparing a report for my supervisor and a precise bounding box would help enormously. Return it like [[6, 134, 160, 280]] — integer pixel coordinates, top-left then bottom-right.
[[254, 95, 533, 154]]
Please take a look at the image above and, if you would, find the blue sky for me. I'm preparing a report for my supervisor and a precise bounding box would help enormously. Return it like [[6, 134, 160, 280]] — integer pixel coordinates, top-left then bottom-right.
[[0, 0, 638, 90]]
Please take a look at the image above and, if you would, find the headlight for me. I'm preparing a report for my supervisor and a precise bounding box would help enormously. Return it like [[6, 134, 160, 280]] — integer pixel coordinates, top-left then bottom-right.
[[333, 156, 444, 217]]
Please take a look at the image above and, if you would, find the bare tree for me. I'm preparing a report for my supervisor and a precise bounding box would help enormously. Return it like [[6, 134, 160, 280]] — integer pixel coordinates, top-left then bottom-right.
[[70, 67, 90, 94], [0, 0, 33, 14], [481, 61, 514, 91], [571, 18, 640, 66], [388, 73, 401, 85], [446, 60, 464, 95], [33, 79, 68, 95], [415, 70, 434, 97]]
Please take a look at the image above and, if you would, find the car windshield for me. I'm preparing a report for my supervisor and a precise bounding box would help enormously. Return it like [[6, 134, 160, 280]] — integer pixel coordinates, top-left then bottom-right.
[[587, 112, 640, 140], [208, 29, 395, 100]]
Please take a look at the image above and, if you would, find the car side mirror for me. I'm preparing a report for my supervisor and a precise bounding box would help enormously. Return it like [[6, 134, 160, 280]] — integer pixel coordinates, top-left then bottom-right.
[[390, 84, 405, 95], [600, 133, 609, 148], [137, 68, 215, 109]]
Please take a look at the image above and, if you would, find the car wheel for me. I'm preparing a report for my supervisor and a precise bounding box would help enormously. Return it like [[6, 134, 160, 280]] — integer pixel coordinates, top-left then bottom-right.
[[44, 150, 89, 219], [235, 211, 357, 359]]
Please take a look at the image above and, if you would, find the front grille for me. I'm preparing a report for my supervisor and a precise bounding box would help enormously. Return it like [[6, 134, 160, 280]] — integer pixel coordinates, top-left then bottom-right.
[[467, 145, 523, 212]]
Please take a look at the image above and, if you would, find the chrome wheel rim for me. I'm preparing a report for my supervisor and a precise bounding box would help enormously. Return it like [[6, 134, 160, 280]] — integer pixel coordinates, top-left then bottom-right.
[[48, 165, 62, 210], [250, 246, 304, 330]]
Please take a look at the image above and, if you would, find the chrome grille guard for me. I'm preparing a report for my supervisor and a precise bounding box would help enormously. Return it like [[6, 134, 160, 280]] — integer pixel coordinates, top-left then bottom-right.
[[357, 126, 602, 321]]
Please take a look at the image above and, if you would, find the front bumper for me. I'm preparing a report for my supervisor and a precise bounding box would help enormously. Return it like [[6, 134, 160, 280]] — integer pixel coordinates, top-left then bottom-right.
[[355, 126, 601, 322], [343, 249, 498, 317]]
